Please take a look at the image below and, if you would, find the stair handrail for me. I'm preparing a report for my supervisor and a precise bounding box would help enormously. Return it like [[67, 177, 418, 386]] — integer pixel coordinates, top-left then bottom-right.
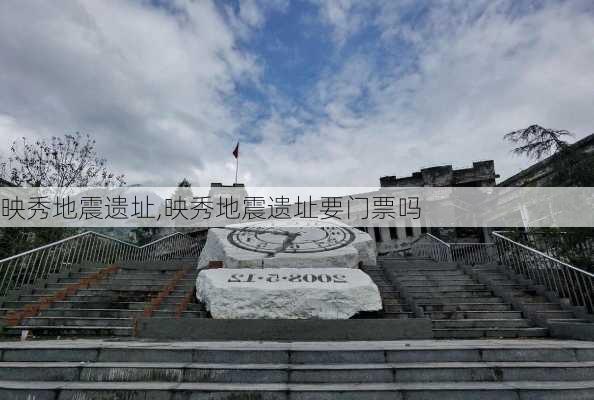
[[0, 231, 132, 264], [384, 234, 429, 257], [426, 233, 451, 247], [492, 230, 594, 312], [448, 242, 498, 265], [410, 233, 453, 262], [0, 230, 204, 296], [507, 230, 593, 267], [410, 233, 499, 265]]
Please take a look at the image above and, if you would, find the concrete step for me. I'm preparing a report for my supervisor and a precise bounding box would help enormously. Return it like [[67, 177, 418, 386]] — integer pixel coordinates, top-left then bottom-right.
[[535, 310, 577, 320], [513, 295, 550, 303], [0, 300, 204, 312], [4, 326, 133, 336], [491, 284, 529, 291], [522, 303, 563, 311], [479, 271, 509, 277], [390, 269, 465, 274], [432, 319, 532, 329], [24, 290, 194, 303], [433, 327, 549, 339], [388, 266, 464, 271], [509, 288, 540, 296], [374, 284, 396, 290], [364, 271, 386, 277], [1, 361, 594, 383], [29, 288, 159, 297], [2, 380, 594, 399], [548, 319, 591, 323], [389, 270, 468, 276], [382, 305, 409, 313], [392, 277, 476, 284], [382, 299, 402, 305], [157, 303, 205, 312], [416, 297, 504, 304], [17, 294, 116, 303], [21, 308, 206, 318], [68, 274, 175, 282], [410, 291, 495, 298], [381, 295, 402, 301], [18, 317, 134, 328], [382, 312, 414, 319], [427, 311, 523, 320], [396, 282, 478, 288], [405, 285, 488, 292], [489, 278, 518, 284], [420, 303, 512, 312], [53, 277, 196, 284], [471, 266, 502, 272], [382, 265, 460, 271], [6, 340, 594, 363], [43, 283, 191, 291]]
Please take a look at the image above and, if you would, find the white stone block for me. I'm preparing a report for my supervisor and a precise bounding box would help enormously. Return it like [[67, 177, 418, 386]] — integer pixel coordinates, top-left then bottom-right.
[[196, 268, 382, 319], [198, 219, 376, 269]]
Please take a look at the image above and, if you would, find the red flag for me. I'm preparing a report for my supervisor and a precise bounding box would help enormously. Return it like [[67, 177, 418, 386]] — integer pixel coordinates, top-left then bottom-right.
[[232, 142, 239, 159]]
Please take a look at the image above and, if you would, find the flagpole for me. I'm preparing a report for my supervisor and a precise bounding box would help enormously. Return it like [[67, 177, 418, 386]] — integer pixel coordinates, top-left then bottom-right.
[[233, 141, 239, 184]]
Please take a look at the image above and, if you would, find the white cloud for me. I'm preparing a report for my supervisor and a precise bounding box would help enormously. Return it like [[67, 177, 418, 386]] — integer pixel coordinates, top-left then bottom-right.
[[0, 0, 592, 188], [239, 0, 265, 28], [0, 0, 258, 185], [313, 0, 372, 46], [247, 0, 594, 185]]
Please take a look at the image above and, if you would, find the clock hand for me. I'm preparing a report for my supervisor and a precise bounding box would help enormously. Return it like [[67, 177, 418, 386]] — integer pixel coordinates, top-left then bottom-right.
[[271, 232, 302, 254]]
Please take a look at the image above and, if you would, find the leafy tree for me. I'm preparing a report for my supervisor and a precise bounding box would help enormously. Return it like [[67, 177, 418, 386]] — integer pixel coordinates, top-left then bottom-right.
[[503, 125, 594, 269], [504, 124, 594, 186], [504, 124, 572, 160], [131, 227, 160, 246], [170, 179, 194, 228], [4, 132, 125, 187], [177, 178, 191, 188], [0, 132, 125, 259], [551, 149, 594, 187]]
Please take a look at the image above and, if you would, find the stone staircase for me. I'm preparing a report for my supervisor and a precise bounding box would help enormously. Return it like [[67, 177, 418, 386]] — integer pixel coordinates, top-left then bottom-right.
[[0, 259, 207, 337], [360, 264, 414, 319], [1, 339, 594, 399], [468, 263, 592, 325], [380, 257, 549, 339]]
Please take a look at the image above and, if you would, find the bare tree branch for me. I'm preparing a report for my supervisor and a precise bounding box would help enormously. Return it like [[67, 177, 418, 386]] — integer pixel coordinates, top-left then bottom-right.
[[2, 132, 125, 187], [504, 124, 572, 160]]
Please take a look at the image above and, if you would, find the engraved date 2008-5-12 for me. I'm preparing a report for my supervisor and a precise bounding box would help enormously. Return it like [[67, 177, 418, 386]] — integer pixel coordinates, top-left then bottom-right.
[[227, 273, 348, 284]]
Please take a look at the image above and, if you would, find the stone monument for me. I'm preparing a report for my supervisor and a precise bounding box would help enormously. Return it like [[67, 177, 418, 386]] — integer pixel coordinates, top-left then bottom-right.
[[198, 219, 376, 269], [196, 219, 382, 319]]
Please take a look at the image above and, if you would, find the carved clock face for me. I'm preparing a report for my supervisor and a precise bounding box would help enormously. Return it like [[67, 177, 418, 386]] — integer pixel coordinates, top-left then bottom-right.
[[226, 221, 356, 255]]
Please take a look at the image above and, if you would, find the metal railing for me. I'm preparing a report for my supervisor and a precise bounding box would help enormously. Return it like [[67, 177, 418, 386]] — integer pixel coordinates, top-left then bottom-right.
[[0, 231, 204, 296], [450, 243, 498, 265], [411, 233, 452, 262], [493, 231, 594, 313], [510, 230, 593, 269], [411, 233, 498, 265]]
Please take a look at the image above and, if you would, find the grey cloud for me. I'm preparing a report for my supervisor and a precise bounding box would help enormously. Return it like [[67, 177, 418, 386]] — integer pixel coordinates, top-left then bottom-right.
[[0, 0, 593, 188]]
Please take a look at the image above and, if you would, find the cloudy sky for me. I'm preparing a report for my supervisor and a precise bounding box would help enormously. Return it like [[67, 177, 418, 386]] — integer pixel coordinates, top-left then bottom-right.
[[0, 0, 593, 186]]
